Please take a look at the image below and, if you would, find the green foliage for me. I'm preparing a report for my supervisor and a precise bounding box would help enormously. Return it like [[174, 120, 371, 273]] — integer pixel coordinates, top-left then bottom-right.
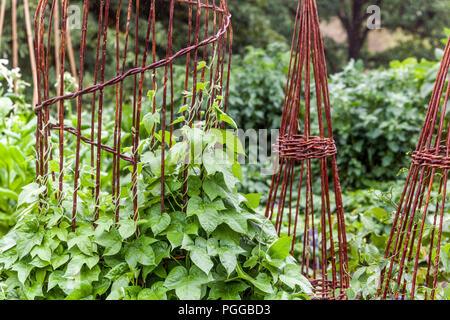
[[0, 61, 35, 236], [342, 184, 450, 300], [1, 12, 449, 298], [0, 89, 311, 300], [329, 57, 438, 188], [230, 46, 441, 191]]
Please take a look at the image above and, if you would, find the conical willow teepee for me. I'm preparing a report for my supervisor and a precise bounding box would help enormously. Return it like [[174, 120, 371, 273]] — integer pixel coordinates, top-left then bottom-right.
[[379, 36, 450, 300], [265, 0, 349, 300]]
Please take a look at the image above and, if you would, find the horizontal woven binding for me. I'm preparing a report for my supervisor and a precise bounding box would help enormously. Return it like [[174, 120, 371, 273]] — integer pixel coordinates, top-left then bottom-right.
[[411, 146, 450, 169], [277, 134, 337, 160]]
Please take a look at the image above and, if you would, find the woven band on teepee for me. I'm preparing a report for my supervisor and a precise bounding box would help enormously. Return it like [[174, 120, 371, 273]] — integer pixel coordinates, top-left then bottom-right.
[[277, 135, 337, 160], [411, 146, 450, 169]]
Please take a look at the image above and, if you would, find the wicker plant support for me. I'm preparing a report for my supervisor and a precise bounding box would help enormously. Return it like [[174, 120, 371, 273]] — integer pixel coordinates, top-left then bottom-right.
[[265, 0, 349, 300], [378, 36, 450, 300], [33, 0, 232, 230]]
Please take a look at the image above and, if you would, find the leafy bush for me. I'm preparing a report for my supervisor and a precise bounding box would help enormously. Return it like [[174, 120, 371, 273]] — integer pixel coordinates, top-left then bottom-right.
[[0, 90, 312, 300], [0, 60, 35, 236]]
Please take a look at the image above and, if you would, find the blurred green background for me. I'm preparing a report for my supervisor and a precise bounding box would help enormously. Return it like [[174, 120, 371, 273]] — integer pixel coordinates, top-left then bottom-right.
[[2, 1, 450, 80]]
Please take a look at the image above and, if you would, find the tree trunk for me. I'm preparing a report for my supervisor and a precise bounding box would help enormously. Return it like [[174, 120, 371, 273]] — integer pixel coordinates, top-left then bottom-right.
[[54, 0, 61, 96]]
